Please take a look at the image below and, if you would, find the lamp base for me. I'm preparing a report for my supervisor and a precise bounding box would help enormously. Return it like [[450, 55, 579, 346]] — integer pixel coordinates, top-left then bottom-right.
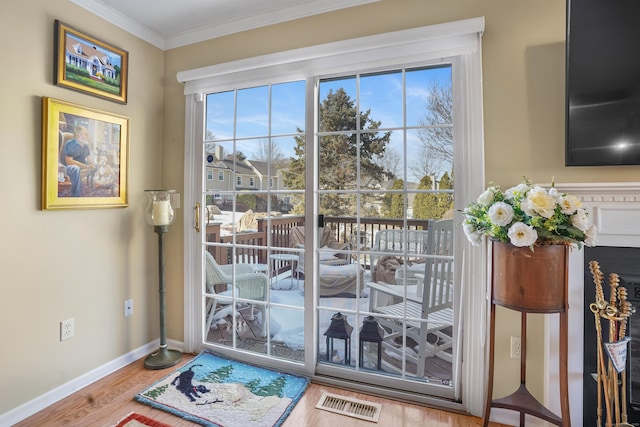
[[144, 347, 182, 370]]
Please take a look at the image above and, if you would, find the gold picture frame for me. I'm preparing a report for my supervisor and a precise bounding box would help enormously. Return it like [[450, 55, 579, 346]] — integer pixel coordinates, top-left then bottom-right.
[[54, 20, 129, 104], [42, 97, 129, 210]]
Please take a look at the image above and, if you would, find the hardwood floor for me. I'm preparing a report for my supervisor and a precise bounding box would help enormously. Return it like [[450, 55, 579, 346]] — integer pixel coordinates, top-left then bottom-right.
[[14, 353, 506, 427]]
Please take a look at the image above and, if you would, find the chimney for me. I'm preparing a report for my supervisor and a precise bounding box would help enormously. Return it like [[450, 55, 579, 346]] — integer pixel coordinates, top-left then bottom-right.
[[214, 145, 224, 160]]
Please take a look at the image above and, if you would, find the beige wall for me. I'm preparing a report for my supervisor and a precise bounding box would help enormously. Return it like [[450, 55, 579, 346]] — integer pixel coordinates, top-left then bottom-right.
[[0, 0, 165, 415], [3, 0, 639, 419], [162, 0, 639, 406]]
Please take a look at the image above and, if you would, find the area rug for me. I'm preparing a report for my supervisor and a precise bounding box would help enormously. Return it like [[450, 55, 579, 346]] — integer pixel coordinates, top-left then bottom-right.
[[135, 352, 309, 427], [113, 412, 173, 427]]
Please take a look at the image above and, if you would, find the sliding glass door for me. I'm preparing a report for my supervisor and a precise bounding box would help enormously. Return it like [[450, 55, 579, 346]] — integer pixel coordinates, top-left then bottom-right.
[[196, 64, 458, 401]]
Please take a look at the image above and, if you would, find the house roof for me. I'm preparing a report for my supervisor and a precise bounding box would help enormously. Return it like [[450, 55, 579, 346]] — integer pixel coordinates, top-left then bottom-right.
[[66, 38, 115, 71], [220, 159, 254, 175], [248, 160, 268, 176]]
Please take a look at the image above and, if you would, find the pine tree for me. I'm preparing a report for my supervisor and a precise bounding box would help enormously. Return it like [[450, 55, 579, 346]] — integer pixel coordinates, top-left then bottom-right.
[[413, 175, 437, 219], [282, 88, 391, 216], [143, 384, 168, 400], [245, 378, 262, 394], [282, 130, 306, 214], [382, 179, 405, 218], [201, 364, 234, 383], [245, 375, 287, 397], [436, 171, 454, 218]]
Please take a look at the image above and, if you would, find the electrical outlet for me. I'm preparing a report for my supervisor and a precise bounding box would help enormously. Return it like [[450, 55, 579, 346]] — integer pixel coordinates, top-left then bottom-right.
[[124, 299, 134, 317], [510, 336, 521, 359], [60, 318, 74, 341]]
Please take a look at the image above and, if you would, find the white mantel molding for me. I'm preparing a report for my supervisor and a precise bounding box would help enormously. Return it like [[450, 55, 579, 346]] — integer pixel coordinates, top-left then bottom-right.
[[541, 182, 640, 427], [554, 182, 640, 202]]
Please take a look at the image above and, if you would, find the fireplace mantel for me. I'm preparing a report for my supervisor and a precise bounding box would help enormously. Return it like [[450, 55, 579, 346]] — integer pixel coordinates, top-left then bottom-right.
[[543, 182, 640, 427]]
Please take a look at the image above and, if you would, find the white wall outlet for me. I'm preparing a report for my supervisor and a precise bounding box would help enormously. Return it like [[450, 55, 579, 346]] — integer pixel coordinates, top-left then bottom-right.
[[124, 299, 134, 317], [510, 336, 521, 359], [60, 318, 74, 341]]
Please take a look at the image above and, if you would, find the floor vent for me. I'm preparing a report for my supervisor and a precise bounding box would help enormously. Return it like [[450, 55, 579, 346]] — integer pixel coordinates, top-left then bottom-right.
[[315, 391, 382, 423]]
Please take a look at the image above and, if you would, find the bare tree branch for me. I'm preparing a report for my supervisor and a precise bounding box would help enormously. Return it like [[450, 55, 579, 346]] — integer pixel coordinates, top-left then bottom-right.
[[412, 80, 453, 178]]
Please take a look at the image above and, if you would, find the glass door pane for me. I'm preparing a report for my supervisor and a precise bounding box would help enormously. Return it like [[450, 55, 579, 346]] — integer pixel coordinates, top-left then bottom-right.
[[315, 67, 456, 396], [202, 81, 307, 365]]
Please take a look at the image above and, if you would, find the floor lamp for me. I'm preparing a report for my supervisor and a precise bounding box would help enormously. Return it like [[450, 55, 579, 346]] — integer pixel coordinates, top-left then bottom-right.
[[144, 190, 182, 370]]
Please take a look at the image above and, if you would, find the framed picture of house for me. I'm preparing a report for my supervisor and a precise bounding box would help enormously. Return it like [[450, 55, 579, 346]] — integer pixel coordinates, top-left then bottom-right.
[[42, 97, 129, 210], [54, 20, 128, 104]]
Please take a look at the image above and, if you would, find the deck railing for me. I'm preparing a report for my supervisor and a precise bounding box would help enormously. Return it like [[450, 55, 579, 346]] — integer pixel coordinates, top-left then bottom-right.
[[205, 215, 431, 269]]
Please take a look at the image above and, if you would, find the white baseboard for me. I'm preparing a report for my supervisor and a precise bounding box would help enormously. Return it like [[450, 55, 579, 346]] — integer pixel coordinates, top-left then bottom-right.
[[0, 339, 184, 426]]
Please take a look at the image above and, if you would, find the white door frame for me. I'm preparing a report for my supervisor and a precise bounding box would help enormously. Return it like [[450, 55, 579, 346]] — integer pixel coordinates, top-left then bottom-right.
[[180, 17, 487, 415]]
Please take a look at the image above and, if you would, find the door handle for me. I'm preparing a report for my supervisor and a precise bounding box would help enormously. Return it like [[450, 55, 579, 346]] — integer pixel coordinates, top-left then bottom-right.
[[195, 202, 200, 232]]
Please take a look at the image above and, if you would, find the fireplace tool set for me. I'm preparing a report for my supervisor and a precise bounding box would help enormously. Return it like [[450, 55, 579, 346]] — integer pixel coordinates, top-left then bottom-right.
[[589, 260, 636, 427]]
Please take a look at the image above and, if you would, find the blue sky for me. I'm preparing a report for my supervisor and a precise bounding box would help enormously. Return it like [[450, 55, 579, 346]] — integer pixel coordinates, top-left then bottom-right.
[[205, 65, 452, 179]]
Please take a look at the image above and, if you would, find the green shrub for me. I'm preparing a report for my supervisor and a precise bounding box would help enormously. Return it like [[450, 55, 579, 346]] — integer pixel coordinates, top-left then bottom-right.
[[237, 193, 257, 210], [66, 63, 89, 78]]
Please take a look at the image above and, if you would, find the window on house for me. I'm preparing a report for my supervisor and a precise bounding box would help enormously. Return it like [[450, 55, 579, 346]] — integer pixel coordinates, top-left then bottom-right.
[[236, 176, 242, 186], [249, 177, 255, 187], [207, 170, 213, 180], [218, 171, 224, 181]]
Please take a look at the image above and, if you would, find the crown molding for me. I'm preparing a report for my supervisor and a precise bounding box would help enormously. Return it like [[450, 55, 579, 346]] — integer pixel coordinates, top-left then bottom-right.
[[165, 0, 381, 50], [71, 0, 381, 50], [70, 0, 166, 49]]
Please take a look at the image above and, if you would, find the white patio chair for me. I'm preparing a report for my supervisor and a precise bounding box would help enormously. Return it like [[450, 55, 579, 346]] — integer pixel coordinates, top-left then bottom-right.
[[204, 250, 269, 336], [368, 219, 454, 377], [290, 226, 362, 297], [290, 226, 350, 276], [370, 228, 431, 278]]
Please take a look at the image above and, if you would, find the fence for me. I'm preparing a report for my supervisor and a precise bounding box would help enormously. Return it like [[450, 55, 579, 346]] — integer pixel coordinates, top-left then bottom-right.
[[205, 215, 431, 271]]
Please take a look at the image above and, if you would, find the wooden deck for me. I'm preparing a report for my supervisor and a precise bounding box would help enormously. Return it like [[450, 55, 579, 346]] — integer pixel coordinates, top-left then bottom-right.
[[205, 304, 452, 383]]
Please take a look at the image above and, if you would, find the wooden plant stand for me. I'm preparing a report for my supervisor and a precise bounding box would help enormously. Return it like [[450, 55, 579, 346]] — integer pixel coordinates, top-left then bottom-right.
[[482, 242, 570, 427]]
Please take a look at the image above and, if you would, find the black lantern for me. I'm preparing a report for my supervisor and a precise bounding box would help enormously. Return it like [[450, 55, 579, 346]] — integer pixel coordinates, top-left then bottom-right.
[[324, 312, 353, 365], [359, 316, 385, 370]]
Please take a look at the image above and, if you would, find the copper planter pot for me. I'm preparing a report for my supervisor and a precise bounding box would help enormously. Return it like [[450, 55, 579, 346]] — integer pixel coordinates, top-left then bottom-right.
[[491, 241, 568, 313]]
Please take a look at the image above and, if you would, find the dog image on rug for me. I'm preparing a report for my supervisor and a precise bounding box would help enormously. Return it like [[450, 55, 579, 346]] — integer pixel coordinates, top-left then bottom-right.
[[135, 352, 309, 427], [171, 364, 214, 402]]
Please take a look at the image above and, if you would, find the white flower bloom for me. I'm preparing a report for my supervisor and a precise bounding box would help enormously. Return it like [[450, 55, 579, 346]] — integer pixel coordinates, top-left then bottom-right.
[[584, 225, 598, 247], [526, 186, 556, 218], [505, 183, 530, 199], [559, 194, 582, 215], [477, 188, 495, 206], [507, 222, 538, 247], [488, 202, 514, 226], [462, 221, 483, 246], [462, 220, 474, 234], [464, 179, 593, 250], [519, 200, 536, 217], [570, 208, 590, 232]]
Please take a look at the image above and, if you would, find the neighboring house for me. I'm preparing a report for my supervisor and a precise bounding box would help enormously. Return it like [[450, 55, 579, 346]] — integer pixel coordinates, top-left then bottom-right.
[[66, 36, 116, 80], [204, 146, 289, 209], [246, 159, 271, 190]]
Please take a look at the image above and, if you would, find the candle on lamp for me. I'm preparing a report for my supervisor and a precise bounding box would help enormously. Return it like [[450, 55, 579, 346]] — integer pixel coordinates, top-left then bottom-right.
[[152, 200, 170, 225]]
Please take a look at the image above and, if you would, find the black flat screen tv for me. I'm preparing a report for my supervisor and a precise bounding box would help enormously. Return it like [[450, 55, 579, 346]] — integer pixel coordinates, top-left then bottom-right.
[[566, 0, 640, 166]]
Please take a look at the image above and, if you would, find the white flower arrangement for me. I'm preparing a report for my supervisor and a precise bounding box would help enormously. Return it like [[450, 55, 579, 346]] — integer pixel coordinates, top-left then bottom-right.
[[462, 179, 597, 249]]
